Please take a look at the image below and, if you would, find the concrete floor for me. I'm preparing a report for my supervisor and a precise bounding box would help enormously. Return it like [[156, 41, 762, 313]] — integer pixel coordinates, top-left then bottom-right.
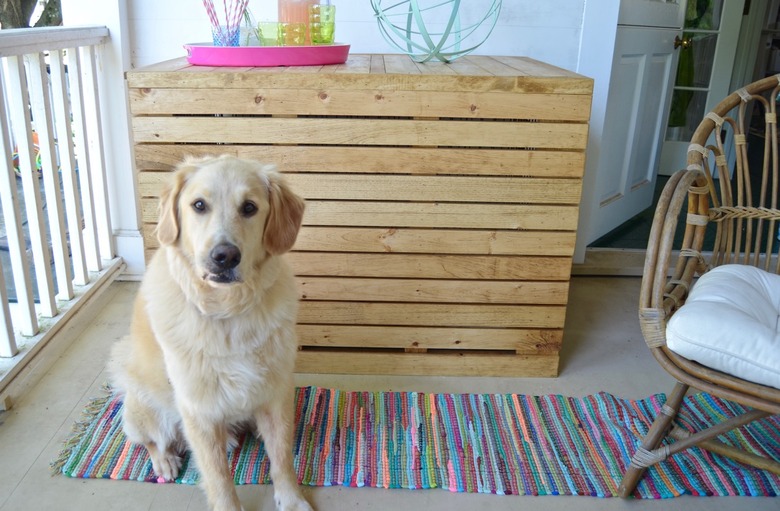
[[0, 277, 776, 510]]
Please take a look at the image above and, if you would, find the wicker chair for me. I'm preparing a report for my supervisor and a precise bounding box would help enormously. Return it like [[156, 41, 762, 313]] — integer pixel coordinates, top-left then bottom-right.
[[618, 75, 780, 498]]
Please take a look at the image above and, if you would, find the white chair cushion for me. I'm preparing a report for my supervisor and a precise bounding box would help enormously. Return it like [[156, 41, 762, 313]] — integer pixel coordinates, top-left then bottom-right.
[[666, 264, 780, 390]]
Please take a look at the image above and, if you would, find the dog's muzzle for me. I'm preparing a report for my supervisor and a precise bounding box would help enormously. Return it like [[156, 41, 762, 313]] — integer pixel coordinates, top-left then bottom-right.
[[205, 243, 242, 283]]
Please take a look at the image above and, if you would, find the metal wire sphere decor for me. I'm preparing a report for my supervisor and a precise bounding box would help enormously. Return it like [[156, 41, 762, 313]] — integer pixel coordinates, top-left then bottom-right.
[[370, 0, 502, 63]]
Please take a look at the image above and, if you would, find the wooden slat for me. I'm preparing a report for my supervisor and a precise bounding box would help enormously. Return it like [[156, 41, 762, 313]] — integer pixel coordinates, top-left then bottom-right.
[[288, 175, 580, 204], [302, 202, 580, 230], [464, 55, 526, 76], [0, 26, 108, 57], [298, 302, 565, 328], [139, 246, 573, 282], [279, 64, 323, 74], [288, 253, 571, 280], [493, 56, 582, 78], [67, 46, 101, 272], [296, 325, 563, 353], [50, 50, 88, 286], [381, 53, 421, 75], [334, 54, 371, 73], [297, 277, 569, 304], [79, 46, 115, 262], [127, 56, 593, 95], [295, 351, 559, 377], [294, 227, 577, 256], [143, 227, 577, 256], [414, 60, 457, 75], [0, 256, 16, 356], [128, 87, 592, 121], [125, 55, 192, 73], [139, 198, 581, 230], [131, 117, 590, 149], [133, 144, 587, 178], [137, 172, 582, 204]]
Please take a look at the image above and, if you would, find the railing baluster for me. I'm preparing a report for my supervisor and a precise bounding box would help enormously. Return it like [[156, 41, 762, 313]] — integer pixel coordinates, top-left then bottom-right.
[[0, 255, 16, 357], [26, 52, 73, 301], [49, 49, 88, 286], [4, 55, 57, 318], [0, 70, 37, 338], [65, 47, 101, 272], [78, 46, 114, 262]]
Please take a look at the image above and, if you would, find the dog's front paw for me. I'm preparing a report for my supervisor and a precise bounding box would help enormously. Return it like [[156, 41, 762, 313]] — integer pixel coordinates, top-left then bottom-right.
[[150, 450, 182, 482], [275, 492, 313, 511]]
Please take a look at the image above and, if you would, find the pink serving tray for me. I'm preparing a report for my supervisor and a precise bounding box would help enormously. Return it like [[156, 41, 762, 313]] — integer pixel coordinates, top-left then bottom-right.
[[184, 43, 350, 67]]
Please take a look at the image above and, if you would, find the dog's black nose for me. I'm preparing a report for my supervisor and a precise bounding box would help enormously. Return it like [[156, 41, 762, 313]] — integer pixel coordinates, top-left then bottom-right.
[[210, 243, 241, 270]]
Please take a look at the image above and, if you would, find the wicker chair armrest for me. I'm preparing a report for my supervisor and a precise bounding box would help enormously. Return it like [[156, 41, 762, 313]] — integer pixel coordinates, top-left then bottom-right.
[[638, 168, 708, 349]]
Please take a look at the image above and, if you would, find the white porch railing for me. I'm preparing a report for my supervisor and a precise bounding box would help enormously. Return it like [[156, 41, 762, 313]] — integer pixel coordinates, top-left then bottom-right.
[[0, 26, 124, 408]]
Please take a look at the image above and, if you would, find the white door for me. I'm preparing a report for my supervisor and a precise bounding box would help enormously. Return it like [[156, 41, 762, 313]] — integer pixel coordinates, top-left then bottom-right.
[[659, 0, 745, 175], [585, 24, 680, 241]]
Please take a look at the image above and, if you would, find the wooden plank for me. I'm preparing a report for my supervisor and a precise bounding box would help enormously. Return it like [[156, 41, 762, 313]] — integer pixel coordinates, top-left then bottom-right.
[[127, 56, 191, 74], [133, 144, 587, 178], [301, 202, 581, 230], [288, 253, 571, 280], [294, 227, 577, 256], [131, 117, 590, 149], [448, 57, 499, 76], [278, 64, 323, 74], [298, 301, 566, 328], [383, 54, 421, 75], [334, 54, 371, 73], [296, 325, 563, 353], [140, 234, 575, 281], [286, 175, 582, 204], [128, 87, 592, 121], [127, 56, 593, 95], [140, 200, 158, 221], [297, 277, 570, 304], [369, 54, 385, 74], [493, 56, 582, 78], [414, 60, 457, 75], [137, 172, 582, 204], [0, 26, 108, 58], [144, 226, 577, 256], [295, 351, 559, 377], [464, 55, 526, 76], [139, 198, 581, 230]]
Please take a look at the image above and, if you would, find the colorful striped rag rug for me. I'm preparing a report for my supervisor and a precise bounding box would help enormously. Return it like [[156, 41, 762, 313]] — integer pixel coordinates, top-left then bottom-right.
[[52, 386, 780, 498]]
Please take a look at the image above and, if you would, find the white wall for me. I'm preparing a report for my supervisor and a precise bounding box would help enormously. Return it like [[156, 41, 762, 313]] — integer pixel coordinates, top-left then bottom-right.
[[126, 0, 586, 70]]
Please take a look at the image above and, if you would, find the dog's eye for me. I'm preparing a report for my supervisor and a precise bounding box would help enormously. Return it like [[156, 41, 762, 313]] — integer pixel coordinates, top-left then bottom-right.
[[240, 201, 257, 217], [192, 199, 207, 213]]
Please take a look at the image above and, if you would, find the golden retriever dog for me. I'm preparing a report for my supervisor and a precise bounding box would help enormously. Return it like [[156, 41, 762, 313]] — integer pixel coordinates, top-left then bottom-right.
[[109, 155, 312, 511]]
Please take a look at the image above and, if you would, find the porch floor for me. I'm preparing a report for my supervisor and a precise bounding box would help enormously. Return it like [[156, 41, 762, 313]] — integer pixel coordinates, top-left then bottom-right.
[[0, 278, 776, 510]]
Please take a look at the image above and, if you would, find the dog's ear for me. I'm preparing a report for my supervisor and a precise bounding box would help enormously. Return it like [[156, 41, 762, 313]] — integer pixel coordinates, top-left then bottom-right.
[[156, 162, 196, 246], [263, 169, 305, 255]]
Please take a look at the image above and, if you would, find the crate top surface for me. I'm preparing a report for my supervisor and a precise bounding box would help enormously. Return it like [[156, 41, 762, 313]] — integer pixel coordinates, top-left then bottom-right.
[[126, 54, 593, 95]]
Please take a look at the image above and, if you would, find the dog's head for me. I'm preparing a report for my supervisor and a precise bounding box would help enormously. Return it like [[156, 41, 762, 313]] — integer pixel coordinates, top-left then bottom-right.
[[156, 155, 305, 287]]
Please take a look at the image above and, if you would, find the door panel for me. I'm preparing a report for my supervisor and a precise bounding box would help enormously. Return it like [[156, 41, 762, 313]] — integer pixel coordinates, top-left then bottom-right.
[[590, 25, 679, 238]]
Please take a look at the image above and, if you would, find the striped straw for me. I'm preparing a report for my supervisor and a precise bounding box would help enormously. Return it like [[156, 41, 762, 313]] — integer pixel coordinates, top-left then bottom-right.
[[201, 0, 248, 32]]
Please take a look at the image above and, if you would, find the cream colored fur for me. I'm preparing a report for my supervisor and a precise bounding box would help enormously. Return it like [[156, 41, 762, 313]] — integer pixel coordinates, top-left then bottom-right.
[[109, 155, 311, 511]]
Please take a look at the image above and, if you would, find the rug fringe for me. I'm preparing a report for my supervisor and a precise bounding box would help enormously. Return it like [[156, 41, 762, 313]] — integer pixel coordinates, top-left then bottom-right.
[[49, 384, 114, 476]]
